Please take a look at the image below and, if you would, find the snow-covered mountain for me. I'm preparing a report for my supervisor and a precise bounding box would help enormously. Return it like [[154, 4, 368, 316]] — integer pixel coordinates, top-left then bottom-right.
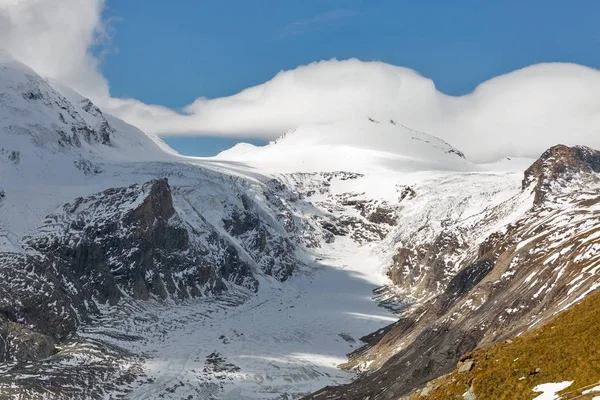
[[215, 117, 474, 173], [0, 53, 410, 398], [303, 146, 600, 399], [0, 54, 599, 400]]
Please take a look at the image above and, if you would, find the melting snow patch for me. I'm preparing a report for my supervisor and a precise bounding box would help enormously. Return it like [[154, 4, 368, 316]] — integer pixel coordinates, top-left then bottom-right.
[[525, 272, 537, 284], [532, 381, 573, 400], [583, 383, 600, 395]]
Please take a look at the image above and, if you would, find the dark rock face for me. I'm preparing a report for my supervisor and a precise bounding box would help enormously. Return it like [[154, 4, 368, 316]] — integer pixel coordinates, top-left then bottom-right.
[[340, 197, 398, 226], [27, 178, 258, 304], [277, 172, 398, 246], [73, 158, 102, 175], [304, 145, 600, 400], [0, 252, 94, 363], [79, 98, 104, 118], [223, 193, 297, 281], [398, 185, 416, 202], [0, 178, 261, 364], [388, 231, 464, 299], [0, 337, 142, 399], [0, 322, 55, 363]]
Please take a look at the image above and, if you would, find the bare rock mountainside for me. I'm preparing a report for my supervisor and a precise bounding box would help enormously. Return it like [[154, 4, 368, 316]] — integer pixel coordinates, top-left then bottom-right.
[[303, 146, 600, 399], [0, 54, 599, 399]]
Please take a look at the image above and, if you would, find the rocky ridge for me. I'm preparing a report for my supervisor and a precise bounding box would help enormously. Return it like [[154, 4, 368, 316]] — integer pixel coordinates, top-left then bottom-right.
[[303, 145, 600, 399], [405, 285, 600, 399], [0, 178, 253, 363], [0, 172, 323, 367]]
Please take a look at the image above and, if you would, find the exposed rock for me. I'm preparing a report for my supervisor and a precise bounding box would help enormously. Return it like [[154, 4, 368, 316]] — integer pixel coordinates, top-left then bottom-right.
[[203, 351, 240, 375], [0, 338, 142, 399], [388, 231, 465, 299], [339, 333, 356, 343], [268, 171, 395, 246], [448, 148, 466, 159], [462, 384, 477, 400], [419, 385, 432, 396], [79, 98, 103, 118], [458, 360, 474, 374], [1, 148, 21, 165], [0, 252, 93, 363], [8, 150, 19, 164], [303, 145, 600, 399], [0, 321, 55, 363], [74, 158, 102, 175], [18, 72, 112, 148], [398, 185, 416, 202], [0, 178, 266, 363], [522, 144, 600, 205], [223, 193, 297, 281], [27, 178, 259, 304]]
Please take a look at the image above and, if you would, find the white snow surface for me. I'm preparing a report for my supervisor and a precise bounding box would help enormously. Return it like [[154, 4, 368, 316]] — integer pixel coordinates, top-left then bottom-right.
[[532, 381, 573, 400], [583, 383, 600, 395], [215, 118, 476, 174], [83, 238, 397, 399]]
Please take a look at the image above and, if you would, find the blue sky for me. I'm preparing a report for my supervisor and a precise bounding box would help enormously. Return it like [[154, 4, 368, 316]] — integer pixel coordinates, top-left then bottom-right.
[[101, 0, 600, 156]]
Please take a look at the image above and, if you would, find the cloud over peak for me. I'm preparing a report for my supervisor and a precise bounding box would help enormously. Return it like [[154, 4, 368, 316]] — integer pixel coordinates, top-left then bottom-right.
[[108, 59, 600, 162]]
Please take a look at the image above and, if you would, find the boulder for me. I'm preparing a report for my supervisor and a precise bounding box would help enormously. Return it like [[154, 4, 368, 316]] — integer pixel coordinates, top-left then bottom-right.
[[458, 360, 475, 374]]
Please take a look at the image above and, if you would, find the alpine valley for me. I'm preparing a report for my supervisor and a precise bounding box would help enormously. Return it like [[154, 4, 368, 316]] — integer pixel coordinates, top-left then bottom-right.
[[0, 53, 599, 400]]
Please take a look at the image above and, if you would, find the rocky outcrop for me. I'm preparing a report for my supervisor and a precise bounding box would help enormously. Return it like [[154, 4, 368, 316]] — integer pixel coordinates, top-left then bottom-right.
[[0, 321, 55, 363], [277, 172, 399, 245], [388, 231, 464, 299], [303, 145, 600, 399], [27, 178, 258, 304], [0, 178, 262, 363], [0, 252, 94, 363], [522, 144, 600, 205], [223, 193, 296, 281]]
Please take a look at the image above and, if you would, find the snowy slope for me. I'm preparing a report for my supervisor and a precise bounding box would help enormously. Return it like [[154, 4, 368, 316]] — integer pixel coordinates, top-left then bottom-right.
[[215, 118, 476, 173], [0, 54, 176, 253], [0, 53, 168, 168]]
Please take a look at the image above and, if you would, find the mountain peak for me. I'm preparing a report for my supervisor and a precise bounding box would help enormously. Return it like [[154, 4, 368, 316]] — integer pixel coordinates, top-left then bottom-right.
[[522, 144, 600, 204], [217, 117, 474, 173], [0, 55, 113, 149]]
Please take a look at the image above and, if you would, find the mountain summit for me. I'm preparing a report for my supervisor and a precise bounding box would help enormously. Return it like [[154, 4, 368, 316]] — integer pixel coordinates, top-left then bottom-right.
[[216, 117, 474, 173]]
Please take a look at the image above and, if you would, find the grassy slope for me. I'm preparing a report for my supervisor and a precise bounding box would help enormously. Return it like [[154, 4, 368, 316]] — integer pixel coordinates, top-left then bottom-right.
[[411, 288, 600, 400]]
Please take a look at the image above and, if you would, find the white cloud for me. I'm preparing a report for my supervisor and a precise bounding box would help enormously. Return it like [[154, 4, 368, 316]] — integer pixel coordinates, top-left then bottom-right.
[[109, 60, 600, 162], [107, 59, 444, 138], [1, 1, 600, 162], [0, 0, 110, 100]]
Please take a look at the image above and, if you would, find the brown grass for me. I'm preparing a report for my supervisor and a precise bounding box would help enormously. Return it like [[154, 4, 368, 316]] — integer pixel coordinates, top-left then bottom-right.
[[412, 288, 600, 400]]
